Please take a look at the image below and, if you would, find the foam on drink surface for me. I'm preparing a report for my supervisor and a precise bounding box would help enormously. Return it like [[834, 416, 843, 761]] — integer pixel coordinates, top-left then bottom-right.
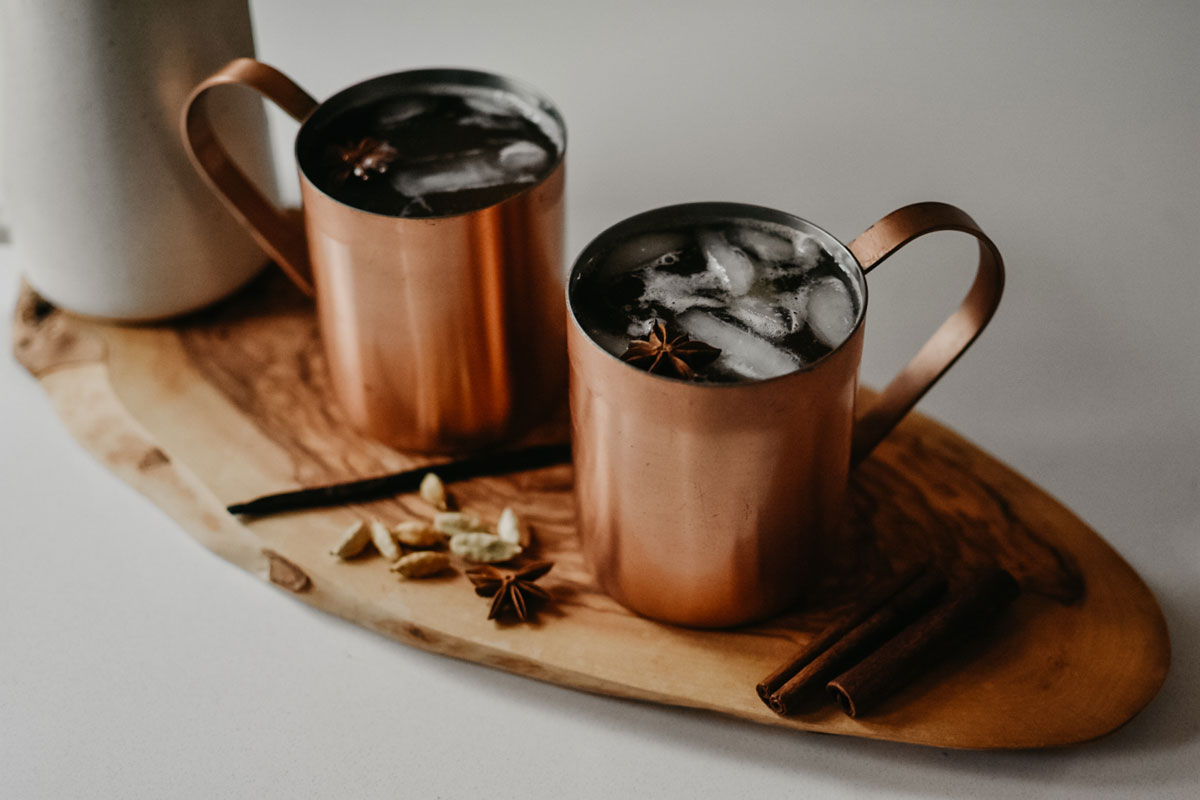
[[306, 86, 560, 218], [575, 218, 862, 382]]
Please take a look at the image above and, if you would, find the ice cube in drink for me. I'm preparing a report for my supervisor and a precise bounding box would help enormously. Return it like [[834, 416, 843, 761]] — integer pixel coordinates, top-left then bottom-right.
[[571, 215, 862, 382], [301, 84, 562, 218]]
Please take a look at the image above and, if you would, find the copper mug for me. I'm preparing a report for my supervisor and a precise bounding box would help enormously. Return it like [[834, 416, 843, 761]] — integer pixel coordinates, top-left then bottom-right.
[[181, 59, 567, 452], [567, 202, 1003, 627]]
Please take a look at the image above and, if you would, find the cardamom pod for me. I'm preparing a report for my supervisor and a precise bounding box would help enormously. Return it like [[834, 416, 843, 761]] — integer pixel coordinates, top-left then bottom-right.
[[434, 511, 489, 536], [496, 507, 531, 547], [390, 551, 451, 578], [330, 520, 371, 559], [419, 472, 450, 511], [392, 520, 445, 548], [449, 531, 522, 564], [369, 518, 401, 561]]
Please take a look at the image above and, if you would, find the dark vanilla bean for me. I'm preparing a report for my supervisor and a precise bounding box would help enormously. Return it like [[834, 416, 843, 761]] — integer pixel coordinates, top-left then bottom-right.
[[827, 566, 1019, 718], [767, 568, 948, 715], [756, 564, 928, 705], [226, 442, 571, 518]]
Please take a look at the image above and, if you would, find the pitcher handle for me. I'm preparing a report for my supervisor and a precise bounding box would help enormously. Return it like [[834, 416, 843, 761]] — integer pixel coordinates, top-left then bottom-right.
[[849, 202, 1004, 463], [181, 58, 319, 296]]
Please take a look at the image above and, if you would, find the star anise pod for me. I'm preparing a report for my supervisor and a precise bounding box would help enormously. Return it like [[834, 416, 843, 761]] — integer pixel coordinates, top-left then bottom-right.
[[619, 320, 721, 380], [465, 561, 554, 622], [328, 137, 399, 182]]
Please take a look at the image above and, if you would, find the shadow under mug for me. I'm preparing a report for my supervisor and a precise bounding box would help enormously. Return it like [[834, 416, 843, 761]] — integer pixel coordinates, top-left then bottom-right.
[[181, 58, 567, 453], [567, 202, 1004, 627]]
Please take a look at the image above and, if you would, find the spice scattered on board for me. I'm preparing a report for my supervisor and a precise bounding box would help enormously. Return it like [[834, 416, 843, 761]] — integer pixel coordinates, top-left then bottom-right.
[[225, 442, 571, 518], [449, 532, 522, 564], [323, 488, 553, 623], [826, 566, 1019, 717], [419, 472, 450, 510], [391, 551, 451, 579], [497, 507, 531, 547], [434, 511, 489, 536], [265, 550, 311, 593], [756, 564, 1019, 718], [369, 518, 401, 561], [330, 520, 372, 559], [392, 520, 445, 548], [466, 561, 554, 621]]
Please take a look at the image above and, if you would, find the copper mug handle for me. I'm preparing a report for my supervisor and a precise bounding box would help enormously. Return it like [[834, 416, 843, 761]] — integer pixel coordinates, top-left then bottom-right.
[[180, 58, 319, 296], [849, 202, 1004, 463]]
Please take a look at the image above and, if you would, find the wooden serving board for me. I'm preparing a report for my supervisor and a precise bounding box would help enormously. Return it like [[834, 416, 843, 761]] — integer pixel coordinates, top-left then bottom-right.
[[12, 274, 1169, 750]]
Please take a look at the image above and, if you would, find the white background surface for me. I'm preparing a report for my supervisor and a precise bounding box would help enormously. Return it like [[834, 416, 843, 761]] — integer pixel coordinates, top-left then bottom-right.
[[2, 1, 1198, 797]]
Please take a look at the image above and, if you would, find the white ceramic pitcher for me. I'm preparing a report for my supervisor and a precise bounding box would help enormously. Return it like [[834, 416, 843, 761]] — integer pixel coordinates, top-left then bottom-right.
[[0, 0, 277, 320]]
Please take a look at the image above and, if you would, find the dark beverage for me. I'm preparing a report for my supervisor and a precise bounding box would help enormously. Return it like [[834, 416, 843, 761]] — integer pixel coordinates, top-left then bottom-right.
[[572, 217, 863, 381], [300, 85, 562, 217]]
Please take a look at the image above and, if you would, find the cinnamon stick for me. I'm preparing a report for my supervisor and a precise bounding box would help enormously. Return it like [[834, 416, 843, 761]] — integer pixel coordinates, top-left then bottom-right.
[[827, 566, 1019, 718], [766, 567, 948, 715], [756, 564, 928, 705], [225, 442, 571, 517]]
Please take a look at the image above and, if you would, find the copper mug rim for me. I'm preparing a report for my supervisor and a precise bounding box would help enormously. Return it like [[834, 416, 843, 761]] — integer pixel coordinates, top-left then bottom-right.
[[289, 67, 567, 222], [566, 201, 869, 388]]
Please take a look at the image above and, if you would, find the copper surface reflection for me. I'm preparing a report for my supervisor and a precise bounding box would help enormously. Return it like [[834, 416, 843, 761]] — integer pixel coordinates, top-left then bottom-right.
[[568, 319, 861, 627], [303, 166, 566, 451], [567, 202, 1003, 627], [183, 59, 567, 452]]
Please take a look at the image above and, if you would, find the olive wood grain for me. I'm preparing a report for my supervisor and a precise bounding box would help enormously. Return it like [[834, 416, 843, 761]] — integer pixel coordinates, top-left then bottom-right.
[[11, 276, 1169, 750]]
